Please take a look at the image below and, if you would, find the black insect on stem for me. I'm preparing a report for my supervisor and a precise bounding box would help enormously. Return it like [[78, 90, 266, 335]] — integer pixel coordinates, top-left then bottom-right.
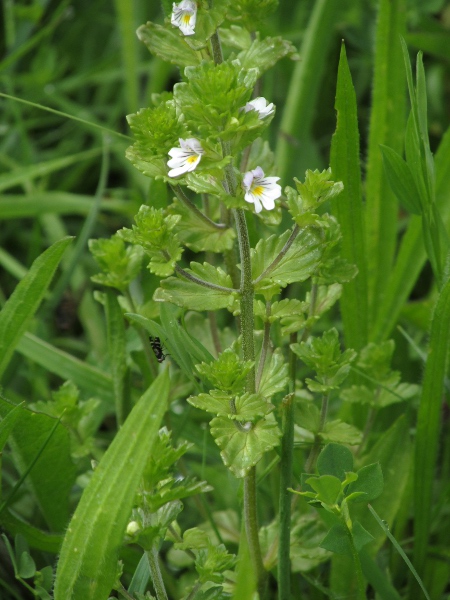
[[149, 336, 168, 363]]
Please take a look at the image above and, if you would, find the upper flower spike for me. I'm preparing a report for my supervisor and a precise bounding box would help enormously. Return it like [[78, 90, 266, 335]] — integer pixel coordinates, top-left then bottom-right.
[[242, 166, 281, 213], [171, 0, 197, 36], [242, 97, 275, 119], [167, 138, 204, 178]]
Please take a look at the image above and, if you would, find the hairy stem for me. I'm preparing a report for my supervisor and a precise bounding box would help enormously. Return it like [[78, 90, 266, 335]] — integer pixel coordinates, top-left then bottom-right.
[[277, 332, 297, 599], [211, 26, 266, 597], [147, 546, 168, 600]]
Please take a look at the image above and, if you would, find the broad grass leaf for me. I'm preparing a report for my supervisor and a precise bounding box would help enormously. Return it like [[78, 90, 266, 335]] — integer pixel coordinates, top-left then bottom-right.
[[53, 369, 169, 600]]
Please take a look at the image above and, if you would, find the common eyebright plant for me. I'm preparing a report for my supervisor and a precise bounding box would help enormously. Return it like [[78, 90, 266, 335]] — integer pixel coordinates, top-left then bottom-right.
[[86, 1, 386, 598]]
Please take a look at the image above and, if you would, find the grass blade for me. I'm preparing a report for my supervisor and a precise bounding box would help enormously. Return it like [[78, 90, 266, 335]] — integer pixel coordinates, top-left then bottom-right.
[[413, 278, 450, 574], [368, 504, 431, 600], [0, 238, 73, 379], [276, 0, 339, 182], [16, 333, 113, 403], [365, 0, 405, 326]]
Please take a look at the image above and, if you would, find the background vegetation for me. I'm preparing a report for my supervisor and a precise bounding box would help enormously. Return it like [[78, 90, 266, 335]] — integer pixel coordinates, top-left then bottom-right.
[[1, 0, 450, 599]]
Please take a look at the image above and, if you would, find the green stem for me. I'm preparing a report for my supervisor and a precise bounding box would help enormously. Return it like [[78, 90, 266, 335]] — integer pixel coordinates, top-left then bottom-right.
[[124, 289, 158, 378], [171, 184, 226, 229], [185, 581, 202, 600], [210, 30, 224, 65], [147, 546, 169, 600], [211, 25, 266, 596], [344, 521, 366, 600], [277, 334, 297, 600], [244, 468, 267, 597], [304, 392, 329, 473]]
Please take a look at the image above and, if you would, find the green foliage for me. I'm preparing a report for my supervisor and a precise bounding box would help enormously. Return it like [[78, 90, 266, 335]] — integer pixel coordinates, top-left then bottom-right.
[[291, 328, 356, 393], [210, 413, 281, 478], [2, 1, 449, 598], [292, 443, 384, 561], [0, 238, 72, 379], [341, 340, 419, 408], [196, 348, 253, 393], [118, 205, 183, 276], [251, 228, 323, 294]]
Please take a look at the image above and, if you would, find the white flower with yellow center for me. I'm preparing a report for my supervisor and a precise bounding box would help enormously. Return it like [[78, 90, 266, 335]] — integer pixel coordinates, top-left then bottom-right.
[[242, 97, 275, 119], [171, 0, 197, 36], [167, 138, 204, 178], [242, 166, 281, 213]]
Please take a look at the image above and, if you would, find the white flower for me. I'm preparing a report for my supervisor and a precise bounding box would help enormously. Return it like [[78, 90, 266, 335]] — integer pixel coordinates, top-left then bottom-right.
[[242, 166, 281, 213], [171, 0, 197, 36], [167, 138, 204, 178], [242, 97, 275, 119]]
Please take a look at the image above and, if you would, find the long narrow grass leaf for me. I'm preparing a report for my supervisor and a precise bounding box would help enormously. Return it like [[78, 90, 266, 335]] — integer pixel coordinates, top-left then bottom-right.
[[0, 148, 102, 193], [330, 43, 368, 351], [413, 278, 450, 573], [16, 333, 113, 402], [368, 504, 431, 600], [0, 238, 72, 379], [0, 92, 131, 141], [365, 0, 405, 325]]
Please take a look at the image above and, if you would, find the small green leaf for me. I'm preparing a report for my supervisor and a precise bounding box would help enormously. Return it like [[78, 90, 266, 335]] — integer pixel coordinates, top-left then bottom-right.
[[320, 523, 350, 556], [291, 328, 356, 392], [352, 521, 375, 552], [257, 349, 289, 398], [155, 263, 235, 311], [252, 229, 322, 290], [196, 348, 253, 393], [174, 528, 210, 551], [237, 34, 297, 75], [18, 551, 36, 579], [218, 25, 252, 50], [168, 199, 235, 253], [347, 463, 384, 503], [317, 443, 354, 481], [195, 542, 235, 584], [210, 414, 281, 478], [89, 235, 143, 291], [320, 420, 362, 446], [137, 22, 200, 67], [306, 475, 342, 505]]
